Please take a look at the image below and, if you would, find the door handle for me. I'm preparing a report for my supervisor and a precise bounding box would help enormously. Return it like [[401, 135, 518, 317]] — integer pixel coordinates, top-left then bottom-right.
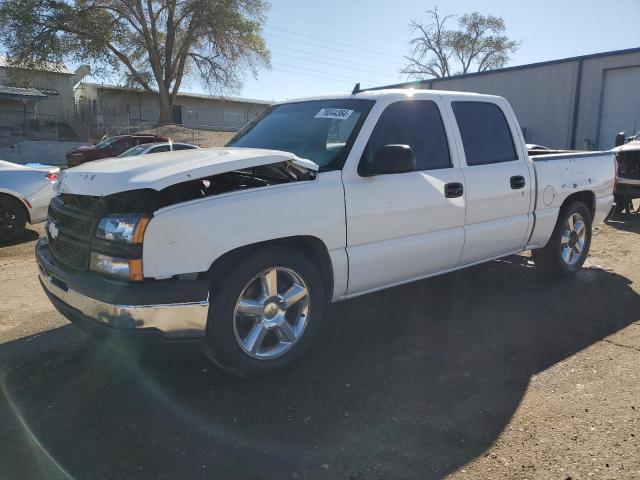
[[510, 175, 526, 189], [444, 182, 464, 198]]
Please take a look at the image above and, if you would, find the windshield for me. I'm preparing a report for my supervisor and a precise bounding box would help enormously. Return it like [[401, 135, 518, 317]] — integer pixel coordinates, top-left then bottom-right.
[[227, 99, 375, 171], [95, 137, 119, 148], [118, 145, 148, 157]]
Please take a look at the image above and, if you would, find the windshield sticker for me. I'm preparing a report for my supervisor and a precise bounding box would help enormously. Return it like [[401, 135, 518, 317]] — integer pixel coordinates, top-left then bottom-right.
[[315, 108, 354, 120]]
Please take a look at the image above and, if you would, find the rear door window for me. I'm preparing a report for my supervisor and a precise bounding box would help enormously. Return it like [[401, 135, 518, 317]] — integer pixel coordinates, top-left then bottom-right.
[[149, 145, 171, 153], [452, 102, 518, 166], [172, 144, 197, 151]]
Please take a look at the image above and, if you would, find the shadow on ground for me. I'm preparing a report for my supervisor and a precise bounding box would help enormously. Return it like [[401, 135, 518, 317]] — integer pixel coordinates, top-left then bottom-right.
[[1, 257, 638, 479], [0, 228, 40, 248], [606, 212, 640, 234]]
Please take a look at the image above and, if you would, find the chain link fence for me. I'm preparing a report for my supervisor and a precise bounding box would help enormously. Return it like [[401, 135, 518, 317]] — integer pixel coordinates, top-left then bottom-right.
[[99, 123, 241, 148], [0, 110, 59, 145]]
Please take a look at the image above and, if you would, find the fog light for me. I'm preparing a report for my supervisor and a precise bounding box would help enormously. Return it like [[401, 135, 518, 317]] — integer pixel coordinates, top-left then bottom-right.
[[90, 253, 143, 281]]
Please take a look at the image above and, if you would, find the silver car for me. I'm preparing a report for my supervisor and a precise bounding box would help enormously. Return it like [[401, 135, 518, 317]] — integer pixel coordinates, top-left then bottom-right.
[[0, 160, 60, 241], [118, 142, 199, 158]]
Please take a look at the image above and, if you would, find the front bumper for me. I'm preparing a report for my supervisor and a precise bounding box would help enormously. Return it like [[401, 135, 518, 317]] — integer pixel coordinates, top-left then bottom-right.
[[36, 238, 210, 348]]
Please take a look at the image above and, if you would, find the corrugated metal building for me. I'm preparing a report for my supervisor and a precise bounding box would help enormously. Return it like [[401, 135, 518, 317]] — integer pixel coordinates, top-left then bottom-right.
[[0, 57, 77, 124], [377, 47, 640, 150]]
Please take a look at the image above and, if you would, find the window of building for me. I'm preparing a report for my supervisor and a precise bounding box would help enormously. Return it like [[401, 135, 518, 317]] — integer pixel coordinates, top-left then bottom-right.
[[224, 109, 247, 128], [363, 100, 451, 171], [127, 103, 143, 121], [187, 106, 198, 119], [451, 102, 518, 166]]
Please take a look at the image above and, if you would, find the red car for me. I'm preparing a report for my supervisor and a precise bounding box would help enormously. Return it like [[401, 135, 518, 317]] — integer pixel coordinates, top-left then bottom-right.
[[66, 134, 168, 167]]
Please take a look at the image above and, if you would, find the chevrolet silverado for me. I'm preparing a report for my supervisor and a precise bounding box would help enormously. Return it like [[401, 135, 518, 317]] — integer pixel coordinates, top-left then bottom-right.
[[36, 89, 615, 377]]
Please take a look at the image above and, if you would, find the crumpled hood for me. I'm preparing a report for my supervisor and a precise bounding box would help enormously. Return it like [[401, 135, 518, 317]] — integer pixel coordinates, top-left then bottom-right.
[[57, 147, 318, 196]]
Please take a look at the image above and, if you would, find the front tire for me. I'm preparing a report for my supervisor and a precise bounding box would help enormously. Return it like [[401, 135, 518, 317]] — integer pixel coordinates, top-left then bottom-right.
[[532, 201, 592, 276], [0, 195, 27, 242], [204, 245, 326, 378]]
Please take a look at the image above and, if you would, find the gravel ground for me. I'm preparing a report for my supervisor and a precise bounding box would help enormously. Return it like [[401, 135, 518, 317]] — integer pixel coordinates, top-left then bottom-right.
[[138, 125, 236, 147], [0, 215, 639, 480]]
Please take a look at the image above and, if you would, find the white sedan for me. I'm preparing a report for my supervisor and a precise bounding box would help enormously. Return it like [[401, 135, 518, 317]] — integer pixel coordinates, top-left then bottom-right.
[[118, 142, 199, 158], [0, 160, 59, 241]]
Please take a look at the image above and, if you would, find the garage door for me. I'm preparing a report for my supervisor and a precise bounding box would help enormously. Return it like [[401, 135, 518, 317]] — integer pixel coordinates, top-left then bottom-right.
[[598, 66, 640, 149]]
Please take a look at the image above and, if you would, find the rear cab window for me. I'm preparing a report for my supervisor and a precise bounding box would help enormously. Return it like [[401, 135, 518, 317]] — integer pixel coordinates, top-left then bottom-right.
[[451, 101, 518, 166]]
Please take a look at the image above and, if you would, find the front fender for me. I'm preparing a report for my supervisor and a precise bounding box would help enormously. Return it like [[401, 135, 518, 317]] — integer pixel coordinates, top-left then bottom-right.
[[142, 171, 347, 283]]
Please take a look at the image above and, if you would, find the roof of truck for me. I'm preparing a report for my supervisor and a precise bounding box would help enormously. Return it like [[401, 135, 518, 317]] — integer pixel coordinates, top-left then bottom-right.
[[278, 88, 495, 104]]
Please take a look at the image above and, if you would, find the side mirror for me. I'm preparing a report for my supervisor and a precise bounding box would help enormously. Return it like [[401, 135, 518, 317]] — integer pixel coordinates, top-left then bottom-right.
[[614, 132, 626, 147], [360, 144, 416, 177]]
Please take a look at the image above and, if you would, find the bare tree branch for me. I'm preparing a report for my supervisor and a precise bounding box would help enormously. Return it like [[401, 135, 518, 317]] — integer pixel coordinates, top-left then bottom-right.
[[402, 8, 520, 79]]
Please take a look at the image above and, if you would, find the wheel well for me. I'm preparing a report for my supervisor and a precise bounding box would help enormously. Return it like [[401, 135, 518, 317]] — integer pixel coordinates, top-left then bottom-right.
[[561, 191, 595, 220], [0, 192, 30, 223], [204, 236, 334, 298]]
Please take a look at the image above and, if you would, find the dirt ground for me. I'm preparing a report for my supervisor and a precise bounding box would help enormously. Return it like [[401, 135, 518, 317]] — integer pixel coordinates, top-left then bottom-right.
[[138, 125, 236, 147], [0, 214, 639, 479]]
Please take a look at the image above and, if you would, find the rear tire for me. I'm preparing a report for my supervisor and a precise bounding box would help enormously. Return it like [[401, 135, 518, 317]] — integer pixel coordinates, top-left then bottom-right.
[[204, 245, 326, 378], [0, 195, 27, 242], [532, 201, 591, 276]]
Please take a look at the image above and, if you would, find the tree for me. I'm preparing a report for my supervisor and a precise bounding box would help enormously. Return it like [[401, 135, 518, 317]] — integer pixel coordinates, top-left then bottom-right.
[[402, 8, 519, 79], [0, 0, 271, 123]]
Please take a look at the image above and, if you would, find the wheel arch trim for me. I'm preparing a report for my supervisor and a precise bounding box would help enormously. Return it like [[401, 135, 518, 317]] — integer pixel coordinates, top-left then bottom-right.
[[203, 235, 342, 301]]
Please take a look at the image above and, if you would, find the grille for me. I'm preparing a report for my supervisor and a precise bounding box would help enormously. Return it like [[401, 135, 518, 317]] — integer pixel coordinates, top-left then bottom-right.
[[48, 203, 94, 239], [49, 235, 90, 270], [47, 197, 99, 270]]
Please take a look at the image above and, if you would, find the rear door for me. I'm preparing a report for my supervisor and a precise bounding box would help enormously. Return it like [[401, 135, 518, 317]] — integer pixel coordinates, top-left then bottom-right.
[[343, 96, 466, 295], [448, 99, 533, 264]]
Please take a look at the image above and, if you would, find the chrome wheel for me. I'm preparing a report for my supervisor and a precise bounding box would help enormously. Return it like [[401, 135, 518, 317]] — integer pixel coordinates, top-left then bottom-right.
[[233, 266, 310, 360], [560, 212, 586, 265]]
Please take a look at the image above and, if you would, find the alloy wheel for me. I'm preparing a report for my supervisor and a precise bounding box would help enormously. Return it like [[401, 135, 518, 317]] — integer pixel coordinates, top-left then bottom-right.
[[560, 212, 586, 265], [233, 266, 310, 359]]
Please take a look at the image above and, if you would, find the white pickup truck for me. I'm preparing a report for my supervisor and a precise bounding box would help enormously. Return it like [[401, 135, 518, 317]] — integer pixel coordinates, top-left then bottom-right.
[[36, 89, 615, 377]]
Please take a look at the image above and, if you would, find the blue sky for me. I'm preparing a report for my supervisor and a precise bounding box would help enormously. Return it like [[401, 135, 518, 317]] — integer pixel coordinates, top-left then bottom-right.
[[227, 0, 640, 101]]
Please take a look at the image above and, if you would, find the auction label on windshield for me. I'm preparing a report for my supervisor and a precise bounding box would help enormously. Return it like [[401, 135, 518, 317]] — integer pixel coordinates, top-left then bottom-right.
[[315, 108, 354, 120]]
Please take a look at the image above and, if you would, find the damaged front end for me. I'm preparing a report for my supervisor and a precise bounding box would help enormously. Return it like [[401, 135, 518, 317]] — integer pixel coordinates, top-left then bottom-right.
[[36, 150, 318, 344]]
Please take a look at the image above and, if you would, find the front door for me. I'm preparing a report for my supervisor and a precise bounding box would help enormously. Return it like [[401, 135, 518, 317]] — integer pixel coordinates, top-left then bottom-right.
[[343, 98, 466, 296], [449, 100, 533, 264], [171, 105, 182, 125]]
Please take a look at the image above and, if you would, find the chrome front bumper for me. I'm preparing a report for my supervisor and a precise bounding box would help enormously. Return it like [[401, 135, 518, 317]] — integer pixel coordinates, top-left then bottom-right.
[[36, 240, 209, 340]]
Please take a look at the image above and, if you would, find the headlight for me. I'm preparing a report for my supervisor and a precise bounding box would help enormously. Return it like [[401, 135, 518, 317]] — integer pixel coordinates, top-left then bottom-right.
[[96, 214, 149, 244], [91, 214, 149, 281]]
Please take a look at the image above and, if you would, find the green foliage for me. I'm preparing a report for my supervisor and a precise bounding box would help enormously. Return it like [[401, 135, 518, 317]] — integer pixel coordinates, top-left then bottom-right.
[[402, 8, 520, 79], [0, 0, 271, 121]]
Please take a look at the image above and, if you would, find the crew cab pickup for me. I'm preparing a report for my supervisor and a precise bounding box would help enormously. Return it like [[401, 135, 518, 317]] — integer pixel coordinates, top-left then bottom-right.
[[36, 89, 615, 377]]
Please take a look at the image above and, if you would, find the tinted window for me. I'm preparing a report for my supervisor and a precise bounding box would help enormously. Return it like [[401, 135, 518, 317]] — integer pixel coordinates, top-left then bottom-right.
[[172, 144, 197, 151], [150, 145, 171, 153], [452, 102, 518, 166], [363, 101, 451, 171], [117, 145, 147, 157]]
